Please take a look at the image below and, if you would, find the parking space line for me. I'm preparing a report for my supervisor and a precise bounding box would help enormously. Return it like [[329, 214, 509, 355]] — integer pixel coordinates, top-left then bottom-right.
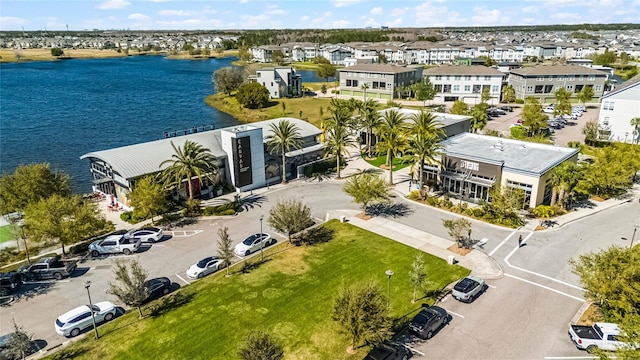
[[170, 230, 203, 237], [409, 347, 425, 356], [544, 357, 598, 359], [27, 280, 71, 284], [486, 284, 496, 289], [488, 230, 516, 256], [175, 274, 190, 286], [151, 244, 165, 247], [504, 273, 585, 302], [443, 309, 465, 319]]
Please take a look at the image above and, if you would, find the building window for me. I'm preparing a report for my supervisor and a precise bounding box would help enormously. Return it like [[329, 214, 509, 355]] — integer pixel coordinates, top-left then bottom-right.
[[465, 75, 471, 80], [547, 75, 553, 81], [443, 84, 452, 93], [537, 76, 544, 81], [434, 84, 443, 92], [435, 75, 442, 80], [603, 117, 609, 126], [588, 75, 595, 80], [492, 85, 499, 93], [594, 85, 602, 91], [507, 180, 533, 209], [346, 79, 352, 86], [453, 85, 460, 92], [574, 84, 584, 93], [454, 75, 461, 80], [484, 76, 491, 81], [567, 76, 574, 81], [535, 85, 544, 94], [603, 101, 615, 111], [472, 85, 481, 93], [566, 85, 573, 91], [526, 86, 533, 92], [557, 76, 563, 81], [464, 85, 471, 92], [544, 85, 553, 93]]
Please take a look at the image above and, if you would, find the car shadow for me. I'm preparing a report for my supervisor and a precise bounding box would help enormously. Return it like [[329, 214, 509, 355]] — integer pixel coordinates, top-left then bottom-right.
[[70, 267, 91, 277], [33, 339, 48, 353], [153, 234, 173, 243], [5, 281, 57, 304], [136, 245, 152, 253]]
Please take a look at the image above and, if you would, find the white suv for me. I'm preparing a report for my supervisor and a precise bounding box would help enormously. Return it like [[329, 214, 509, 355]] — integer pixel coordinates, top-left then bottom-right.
[[54, 301, 116, 337]]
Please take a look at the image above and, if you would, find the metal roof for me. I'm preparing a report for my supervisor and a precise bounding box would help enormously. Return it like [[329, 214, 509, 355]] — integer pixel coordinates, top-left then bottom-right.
[[80, 118, 321, 181], [440, 133, 579, 176], [510, 65, 606, 77], [378, 108, 472, 128]]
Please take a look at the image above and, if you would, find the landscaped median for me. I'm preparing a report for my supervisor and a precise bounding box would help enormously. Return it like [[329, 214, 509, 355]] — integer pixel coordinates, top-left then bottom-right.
[[46, 220, 469, 359]]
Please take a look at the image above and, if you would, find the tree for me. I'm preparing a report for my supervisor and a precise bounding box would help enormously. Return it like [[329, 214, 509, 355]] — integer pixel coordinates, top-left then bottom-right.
[[501, 85, 516, 103], [320, 84, 327, 94], [553, 87, 572, 118], [107, 260, 149, 318], [412, 77, 436, 107], [358, 99, 381, 158], [238, 46, 252, 62], [481, 87, 491, 104], [520, 97, 549, 137], [593, 49, 617, 66], [238, 330, 284, 360], [236, 82, 270, 109], [630, 117, 640, 144], [212, 67, 244, 95], [265, 119, 303, 184], [51, 48, 64, 57], [361, 82, 369, 100], [576, 86, 594, 107], [314, 56, 330, 64], [271, 50, 285, 65], [217, 226, 234, 276], [480, 186, 526, 226], [582, 120, 599, 144], [316, 63, 337, 82], [281, 101, 286, 116], [332, 281, 392, 349], [469, 103, 489, 133], [24, 194, 110, 256], [406, 111, 444, 199], [159, 140, 218, 200], [343, 173, 390, 214], [324, 107, 356, 179], [450, 100, 469, 115], [376, 109, 408, 184], [267, 198, 313, 242], [4, 320, 35, 360], [442, 217, 473, 248], [128, 176, 168, 225], [409, 254, 427, 303], [0, 163, 71, 214], [571, 246, 640, 322], [548, 162, 583, 210], [577, 145, 636, 197]]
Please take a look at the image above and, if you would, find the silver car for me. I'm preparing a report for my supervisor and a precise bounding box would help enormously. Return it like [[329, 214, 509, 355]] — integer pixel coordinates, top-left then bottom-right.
[[452, 276, 485, 303]]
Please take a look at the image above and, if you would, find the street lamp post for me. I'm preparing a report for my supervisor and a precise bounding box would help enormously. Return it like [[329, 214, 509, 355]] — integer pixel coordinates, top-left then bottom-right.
[[260, 215, 265, 262], [385, 270, 394, 308], [84, 281, 99, 339], [630, 225, 638, 249], [17, 221, 30, 264]]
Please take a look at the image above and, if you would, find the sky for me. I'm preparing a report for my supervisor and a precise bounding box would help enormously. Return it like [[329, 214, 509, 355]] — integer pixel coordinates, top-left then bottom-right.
[[1, 0, 639, 31]]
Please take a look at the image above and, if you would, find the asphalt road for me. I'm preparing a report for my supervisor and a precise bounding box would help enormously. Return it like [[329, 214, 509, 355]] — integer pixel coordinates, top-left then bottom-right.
[[1, 180, 635, 359]]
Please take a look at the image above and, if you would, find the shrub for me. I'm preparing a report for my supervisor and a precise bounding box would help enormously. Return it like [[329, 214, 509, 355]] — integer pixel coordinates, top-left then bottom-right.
[[510, 126, 526, 139], [472, 208, 485, 217], [303, 158, 343, 177], [184, 199, 202, 217], [567, 141, 581, 148], [515, 99, 525, 104], [426, 197, 441, 207], [407, 190, 421, 201], [464, 207, 476, 217], [203, 202, 239, 216], [120, 212, 132, 222], [442, 199, 454, 209], [218, 209, 236, 216]]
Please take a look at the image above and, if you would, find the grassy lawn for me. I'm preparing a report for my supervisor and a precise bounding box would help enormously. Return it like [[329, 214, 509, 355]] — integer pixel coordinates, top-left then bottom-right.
[[0, 225, 17, 244], [303, 81, 333, 92], [49, 220, 468, 360], [205, 93, 333, 128], [364, 154, 413, 171]]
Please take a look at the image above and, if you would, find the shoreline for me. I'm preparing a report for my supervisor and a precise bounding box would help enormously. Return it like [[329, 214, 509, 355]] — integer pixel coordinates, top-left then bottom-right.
[[0, 48, 239, 63]]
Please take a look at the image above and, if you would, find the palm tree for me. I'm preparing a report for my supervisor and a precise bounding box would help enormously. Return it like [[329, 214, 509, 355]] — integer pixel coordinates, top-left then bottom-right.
[[361, 82, 369, 101], [265, 119, 303, 184], [376, 109, 408, 184], [548, 162, 583, 210], [325, 107, 357, 179], [358, 98, 381, 158], [630, 117, 640, 144], [470, 104, 489, 133], [407, 111, 444, 199], [409, 110, 444, 140], [159, 140, 218, 199]]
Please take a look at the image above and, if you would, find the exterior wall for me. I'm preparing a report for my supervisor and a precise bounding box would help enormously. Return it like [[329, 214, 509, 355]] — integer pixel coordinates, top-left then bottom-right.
[[255, 68, 302, 98], [500, 171, 543, 208], [509, 73, 607, 103], [426, 73, 503, 103], [597, 83, 640, 143], [220, 126, 266, 192]]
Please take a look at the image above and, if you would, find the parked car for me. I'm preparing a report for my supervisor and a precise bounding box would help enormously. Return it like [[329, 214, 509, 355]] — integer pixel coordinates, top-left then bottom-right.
[[516, 118, 524, 124], [543, 107, 555, 114], [452, 276, 485, 303], [408, 305, 450, 340], [144, 277, 172, 301], [499, 105, 513, 112], [54, 301, 117, 337], [130, 227, 163, 243], [365, 341, 411, 360], [0, 272, 22, 297], [18, 256, 77, 281], [569, 322, 635, 353], [186, 257, 226, 279], [89, 234, 141, 256], [234, 233, 274, 257]]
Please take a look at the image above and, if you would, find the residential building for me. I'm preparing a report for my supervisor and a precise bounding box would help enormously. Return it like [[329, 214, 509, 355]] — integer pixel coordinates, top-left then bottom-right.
[[431, 133, 579, 208], [508, 65, 608, 103], [248, 67, 302, 98], [423, 65, 504, 103], [338, 63, 423, 100], [320, 45, 353, 65], [250, 45, 284, 63], [80, 119, 324, 207], [597, 74, 640, 143]]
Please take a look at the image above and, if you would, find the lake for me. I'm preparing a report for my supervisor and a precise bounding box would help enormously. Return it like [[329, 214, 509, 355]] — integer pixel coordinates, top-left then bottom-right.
[[0, 56, 324, 192]]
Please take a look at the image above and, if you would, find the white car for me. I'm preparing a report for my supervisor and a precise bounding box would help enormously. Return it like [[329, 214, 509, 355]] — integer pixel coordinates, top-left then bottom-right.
[[543, 107, 555, 114], [234, 233, 274, 257], [186, 257, 225, 279], [54, 301, 117, 337], [130, 227, 163, 243]]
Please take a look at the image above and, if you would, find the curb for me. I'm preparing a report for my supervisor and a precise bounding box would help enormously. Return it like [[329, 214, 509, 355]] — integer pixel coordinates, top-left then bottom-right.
[[571, 301, 593, 325], [533, 198, 634, 233]]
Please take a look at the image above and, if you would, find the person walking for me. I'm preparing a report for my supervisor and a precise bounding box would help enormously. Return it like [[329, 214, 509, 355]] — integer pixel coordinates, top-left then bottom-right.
[[518, 235, 523, 247]]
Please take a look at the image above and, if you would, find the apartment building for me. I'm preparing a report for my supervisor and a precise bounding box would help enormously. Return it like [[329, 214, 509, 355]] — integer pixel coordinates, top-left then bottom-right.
[[508, 65, 608, 103], [423, 65, 504, 103], [248, 67, 302, 99], [597, 74, 640, 143], [338, 63, 423, 100]]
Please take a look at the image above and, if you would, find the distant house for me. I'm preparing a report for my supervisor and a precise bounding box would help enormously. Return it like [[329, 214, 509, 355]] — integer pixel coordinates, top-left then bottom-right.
[[250, 45, 284, 63], [338, 63, 423, 100], [248, 67, 302, 99], [320, 45, 353, 65], [507, 65, 608, 103], [422, 65, 504, 103], [596, 74, 640, 143]]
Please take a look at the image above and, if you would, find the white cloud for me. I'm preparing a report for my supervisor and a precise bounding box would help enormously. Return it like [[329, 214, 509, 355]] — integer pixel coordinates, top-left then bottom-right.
[[414, 2, 465, 27], [96, 0, 130, 10], [128, 13, 150, 21], [330, 0, 364, 8], [300, 15, 310, 22], [331, 20, 351, 27], [370, 6, 383, 15], [361, 16, 378, 27], [240, 0, 249, 3], [323, 11, 333, 17], [521, 5, 538, 13], [385, 17, 403, 27], [158, 10, 196, 16], [471, 7, 504, 26], [266, 4, 287, 15], [240, 14, 270, 27], [390, 7, 409, 17], [0, 16, 28, 29], [550, 12, 582, 21]]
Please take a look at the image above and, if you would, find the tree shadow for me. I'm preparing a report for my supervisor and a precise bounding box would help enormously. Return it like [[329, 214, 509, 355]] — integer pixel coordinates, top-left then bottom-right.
[[148, 291, 195, 318], [48, 346, 89, 360], [366, 202, 413, 218], [238, 194, 266, 211], [292, 226, 334, 246], [6, 281, 57, 304]]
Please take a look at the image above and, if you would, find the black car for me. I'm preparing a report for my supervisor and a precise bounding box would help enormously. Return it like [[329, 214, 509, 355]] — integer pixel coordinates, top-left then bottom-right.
[[0, 272, 22, 297], [365, 342, 411, 360], [499, 106, 513, 112], [144, 277, 172, 302], [408, 306, 450, 340]]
